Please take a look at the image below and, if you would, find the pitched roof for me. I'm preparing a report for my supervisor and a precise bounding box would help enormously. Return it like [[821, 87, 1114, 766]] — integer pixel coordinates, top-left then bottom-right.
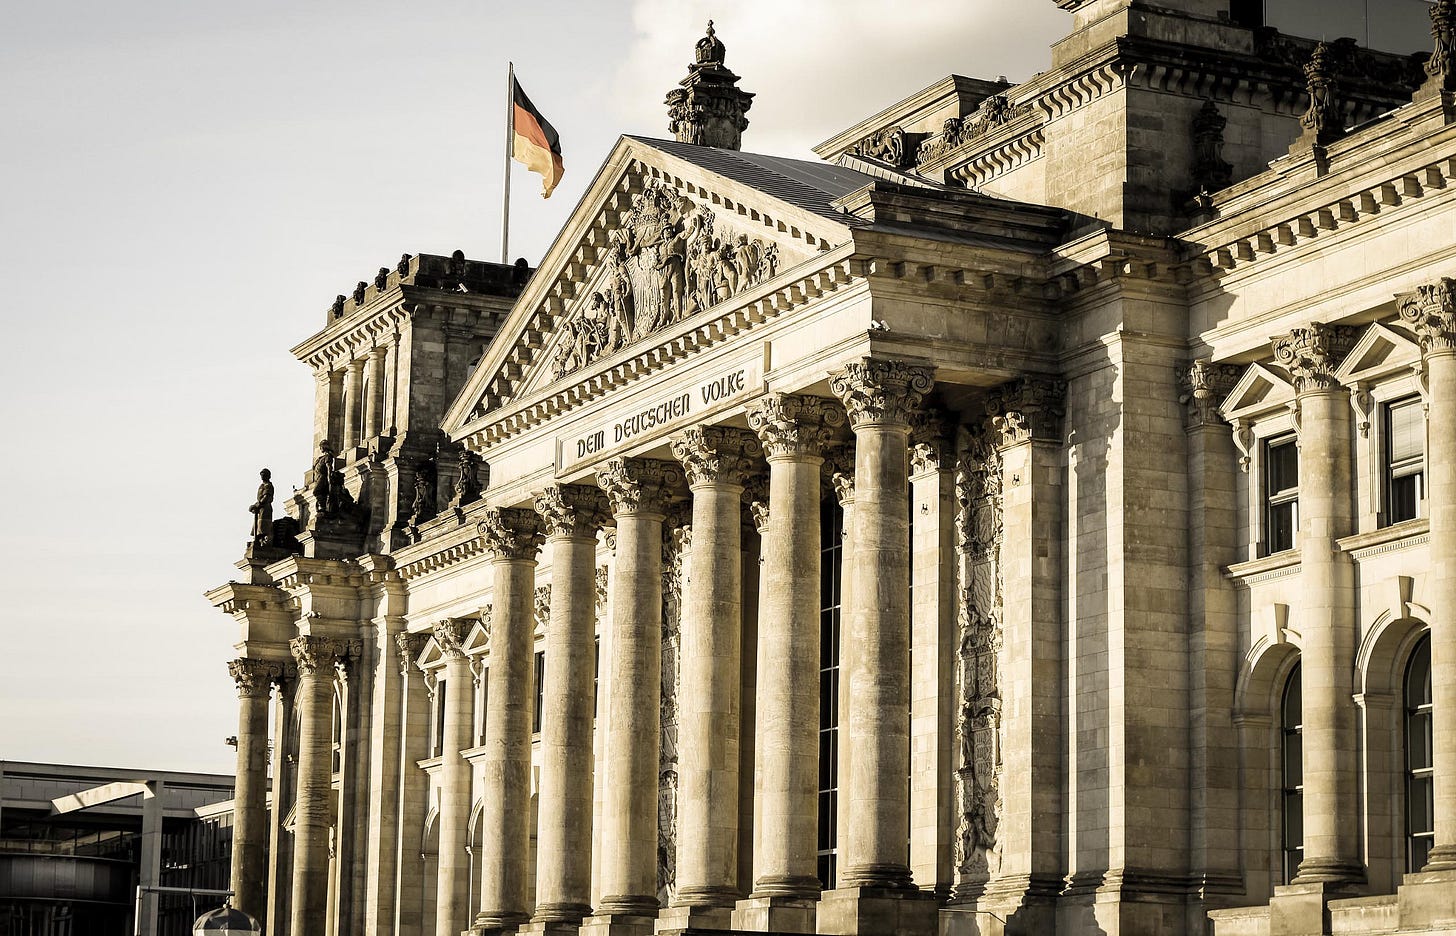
[[625, 135, 874, 226]]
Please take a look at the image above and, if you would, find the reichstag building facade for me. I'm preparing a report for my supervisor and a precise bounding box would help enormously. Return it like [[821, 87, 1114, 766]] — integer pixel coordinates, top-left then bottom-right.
[[208, 1, 1456, 933]]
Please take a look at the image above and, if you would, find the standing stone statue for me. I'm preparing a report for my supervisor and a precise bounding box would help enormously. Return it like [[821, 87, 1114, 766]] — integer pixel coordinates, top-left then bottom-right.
[[249, 469, 274, 546], [312, 441, 337, 515]]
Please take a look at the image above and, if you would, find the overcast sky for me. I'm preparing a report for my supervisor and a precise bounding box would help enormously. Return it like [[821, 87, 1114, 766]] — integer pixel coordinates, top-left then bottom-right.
[[0, 1, 1074, 774]]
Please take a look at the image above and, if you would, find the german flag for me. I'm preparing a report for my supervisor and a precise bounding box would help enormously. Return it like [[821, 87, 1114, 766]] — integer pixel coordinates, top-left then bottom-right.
[[511, 75, 564, 198]]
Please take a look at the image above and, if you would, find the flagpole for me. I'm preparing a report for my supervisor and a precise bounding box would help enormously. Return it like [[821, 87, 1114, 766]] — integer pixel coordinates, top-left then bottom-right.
[[501, 61, 514, 264]]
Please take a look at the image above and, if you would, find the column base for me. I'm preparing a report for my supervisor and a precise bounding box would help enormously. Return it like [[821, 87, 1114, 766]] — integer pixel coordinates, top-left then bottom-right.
[[814, 886, 938, 936], [581, 911, 658, 936], [655, 905, 734, 933], [1266, 881, 1361, 936], [473, 910, 530, 935], [520, 921, 585, 936], [731, 895, 817, 933], [1290, 857, 1365, 887], [1397, 867, 1456, 930]]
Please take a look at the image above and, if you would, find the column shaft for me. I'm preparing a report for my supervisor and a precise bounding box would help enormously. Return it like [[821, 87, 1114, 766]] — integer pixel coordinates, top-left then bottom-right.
[[343, 359, 364, 450], [434, 623, 475, 936], [229, 659, 277, 923], [595, 458, 678, 918], [364, 347, 386, 439], [1423, 347, 1456, 867], [289, 636, 340, 936], [265, 678, 295, 936], [1270, 321, 1363, 886], [476, 506, 544, 927], [839, 421, 914, 887], [670, 427, 756, 912], [533, 527, 600, 921]]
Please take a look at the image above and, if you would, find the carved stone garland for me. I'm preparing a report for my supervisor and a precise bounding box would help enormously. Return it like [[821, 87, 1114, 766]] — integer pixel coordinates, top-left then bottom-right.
[[951, 423, 1006, 890], [551, 180, 780, 380]]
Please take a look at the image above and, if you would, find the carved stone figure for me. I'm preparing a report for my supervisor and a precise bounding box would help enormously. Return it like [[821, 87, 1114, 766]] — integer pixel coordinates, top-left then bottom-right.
[[1427, 0, 1456, 93], [1300, 42, 1342, 146], [665, 21, 754, 151], [249, 468, 274, 546], [409, 460, 436, 526], [1190, 100, 1233, 200], [312, 442, 338, 515]]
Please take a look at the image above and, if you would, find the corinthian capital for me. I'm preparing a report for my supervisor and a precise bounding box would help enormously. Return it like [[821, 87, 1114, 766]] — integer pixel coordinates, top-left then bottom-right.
[[1179, 359, 1242, 430], [229, 657, 280, 698], [909, 409, 953, 475], [985, 378, 1066, 448], [828, 358, 935, 430], [597, 457, 682, 517], [822, 442, 856, 506], [394, 631, 427, 676], [745, 393, 843, 459], [432, 618, 470, 660], [1398, 277, 1456, 353], [480, 507, 545, 561], [1272, 323, 1358, 393], [289, 635, 341, 677], [670, 426, 761, 487], [534, 484, 610, 540]]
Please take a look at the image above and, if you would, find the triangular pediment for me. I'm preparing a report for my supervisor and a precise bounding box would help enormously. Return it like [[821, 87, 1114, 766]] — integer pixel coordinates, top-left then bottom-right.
[[1220, 362, 1294, 421], [442, 136, 868, 442], [1335, 322, 1421, 384]]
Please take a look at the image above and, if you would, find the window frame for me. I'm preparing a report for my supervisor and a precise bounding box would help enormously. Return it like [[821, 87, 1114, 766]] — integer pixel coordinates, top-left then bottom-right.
[[1280, 662, 1304, 885], [1263, 433, 1300, 556], [1404, 633, 1434, 873], [1381, 395, 1425, 527]]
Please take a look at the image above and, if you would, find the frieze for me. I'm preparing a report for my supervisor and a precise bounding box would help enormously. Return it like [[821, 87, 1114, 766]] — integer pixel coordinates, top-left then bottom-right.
[[916, 91, 1030, 167], [550, 180, 780, 382], [850, 126, 919, 170]]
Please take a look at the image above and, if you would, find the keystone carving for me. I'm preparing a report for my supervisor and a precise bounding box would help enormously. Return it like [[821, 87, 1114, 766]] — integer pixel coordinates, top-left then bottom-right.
[[669, 426, 761, 487], [1397, 277, 1456, 352], [829, 358, 935, 430], [480, 508, 546, 561], [597, 458, 683, 517], [1272, 323, 1359, 393], [746, 393, 844, 459], [534, 484, 610, 540], [432, 619, 470, 661], [985, 378, 1066, 447]]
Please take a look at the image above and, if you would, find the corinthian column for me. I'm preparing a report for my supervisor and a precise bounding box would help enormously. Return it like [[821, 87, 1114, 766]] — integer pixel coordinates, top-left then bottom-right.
[[829, 359, 932, 888], [1274, 324, 1363, 886], [475, 509, 546, 931], [289, 635, 341, 936], [589, 458, 681, 933], [229, 657, 280, 923], [732, 394, 841, 935], [433, 619, 474, 936], [661, 426, 760, 930], [1399, 279, 1456, 873], [531, 486, 610, 928]]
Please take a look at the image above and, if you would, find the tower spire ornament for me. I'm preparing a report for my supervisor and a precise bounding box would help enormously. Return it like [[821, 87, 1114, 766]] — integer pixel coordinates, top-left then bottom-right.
[[665, 20, 754, 150]]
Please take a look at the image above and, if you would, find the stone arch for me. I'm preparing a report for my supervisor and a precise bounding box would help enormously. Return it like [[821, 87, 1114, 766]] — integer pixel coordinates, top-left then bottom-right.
[[1233, 636, 1302, 903], [1354, 609, 1431, 890], [467, 799, 486, 913]]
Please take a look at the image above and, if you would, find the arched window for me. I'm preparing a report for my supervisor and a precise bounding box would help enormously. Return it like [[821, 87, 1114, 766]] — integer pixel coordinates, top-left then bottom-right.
[[1281, 663, 1304, 884], [1405, 633, 1434, 872]]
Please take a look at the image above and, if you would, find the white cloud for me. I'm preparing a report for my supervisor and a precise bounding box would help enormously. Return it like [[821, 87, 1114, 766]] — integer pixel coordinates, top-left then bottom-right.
[[611, 0, 1071, 157]]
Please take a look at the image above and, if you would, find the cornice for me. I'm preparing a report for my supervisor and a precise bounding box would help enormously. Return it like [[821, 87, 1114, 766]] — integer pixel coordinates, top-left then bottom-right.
[[205, 581, 290, 616], [1182, 101, 1456, 283], [1226, 549, 1301, 586], [813, 74, 1009, 161], [1337, 519, 1429, 559], [394, 521, 492, 582]]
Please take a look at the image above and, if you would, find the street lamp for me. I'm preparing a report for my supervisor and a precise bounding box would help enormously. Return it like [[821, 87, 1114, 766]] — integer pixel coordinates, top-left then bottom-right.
[[192, 900, 261, 935]]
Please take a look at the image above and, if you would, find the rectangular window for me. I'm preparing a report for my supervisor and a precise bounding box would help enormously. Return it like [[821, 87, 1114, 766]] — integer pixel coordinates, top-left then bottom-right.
[[1265, 436, 1299, 555], [1385, 397, 1424, 525], [533, 650, 546, 734]]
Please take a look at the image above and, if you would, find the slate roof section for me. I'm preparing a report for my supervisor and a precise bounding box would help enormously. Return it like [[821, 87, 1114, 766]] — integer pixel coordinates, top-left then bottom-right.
[[629, 135, 875, 226]]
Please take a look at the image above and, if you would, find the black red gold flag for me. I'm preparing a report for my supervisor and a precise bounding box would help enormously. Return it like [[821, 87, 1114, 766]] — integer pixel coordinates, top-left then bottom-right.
[[510, 76, 564, 198]]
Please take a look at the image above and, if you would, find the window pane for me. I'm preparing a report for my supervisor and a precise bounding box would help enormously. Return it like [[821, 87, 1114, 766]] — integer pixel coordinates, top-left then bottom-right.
[[1268, 439, 1299, 494], [1269, 502, 1296, 553], [1388, 399, 1424, 463], [1409, 776, 1434, 835], [1390, 474, 1421, 524]]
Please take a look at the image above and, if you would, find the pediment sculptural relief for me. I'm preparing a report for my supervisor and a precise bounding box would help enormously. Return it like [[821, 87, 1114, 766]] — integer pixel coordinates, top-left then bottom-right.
[[551, 181, 780, 381]]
